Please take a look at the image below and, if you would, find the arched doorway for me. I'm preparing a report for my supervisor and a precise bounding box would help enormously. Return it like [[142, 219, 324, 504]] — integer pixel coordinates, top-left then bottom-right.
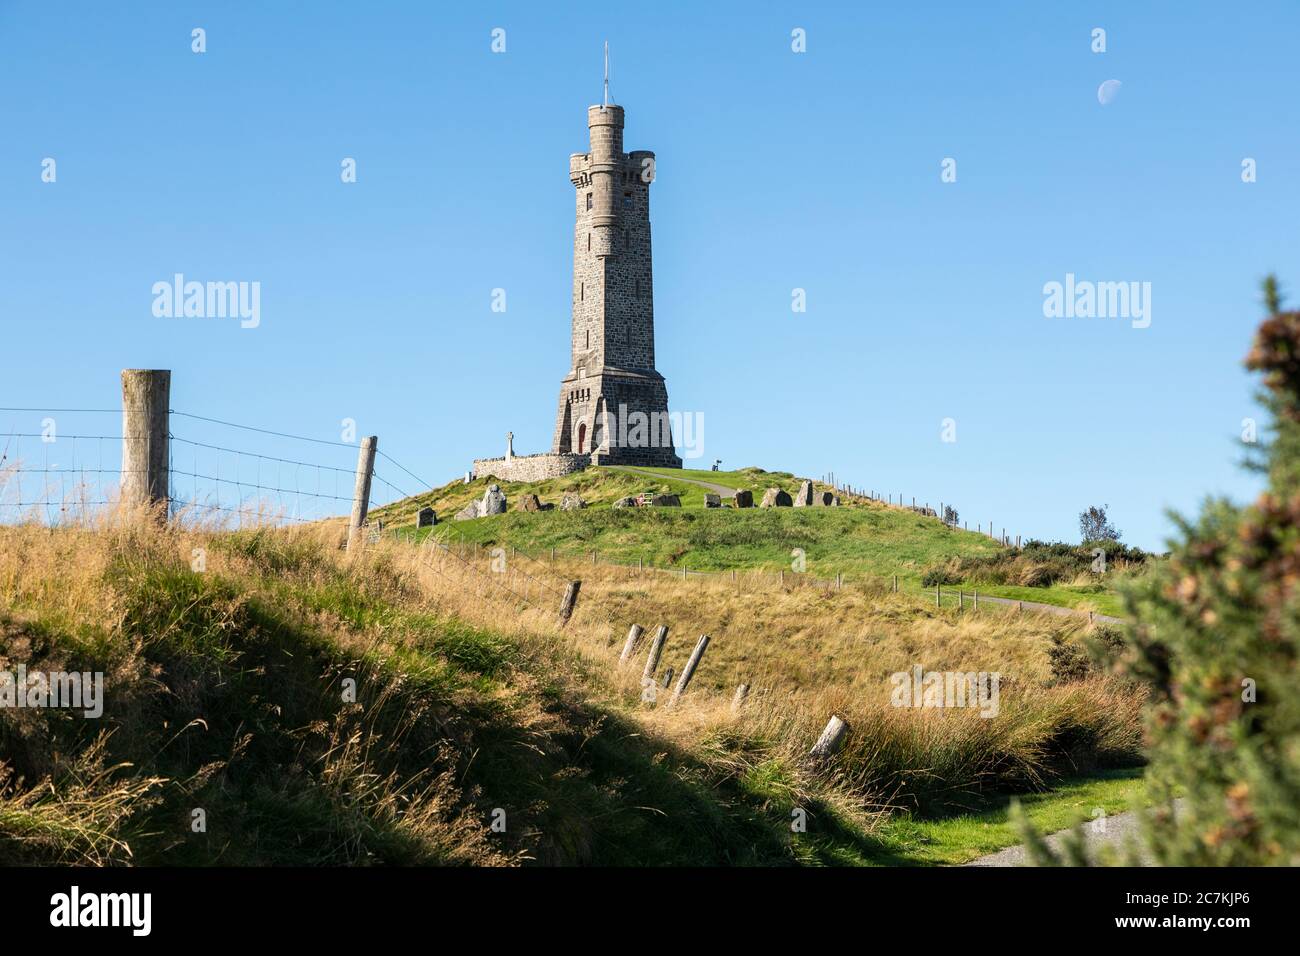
[[577, 422, 587, 454]]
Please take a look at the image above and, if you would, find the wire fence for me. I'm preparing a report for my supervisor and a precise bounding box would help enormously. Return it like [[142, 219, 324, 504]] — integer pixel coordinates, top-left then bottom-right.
[[0, 403, 427, 530], [822, 474, 1024, 549]]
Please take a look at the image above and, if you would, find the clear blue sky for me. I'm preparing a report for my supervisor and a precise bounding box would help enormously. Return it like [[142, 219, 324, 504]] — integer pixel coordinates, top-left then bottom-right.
[[2, 1, 1297, 548]]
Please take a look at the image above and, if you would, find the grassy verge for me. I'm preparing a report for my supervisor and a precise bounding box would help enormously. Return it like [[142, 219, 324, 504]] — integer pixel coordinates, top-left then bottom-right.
[[958, 583, 1126, 618], [864, 768, 1149, 865]]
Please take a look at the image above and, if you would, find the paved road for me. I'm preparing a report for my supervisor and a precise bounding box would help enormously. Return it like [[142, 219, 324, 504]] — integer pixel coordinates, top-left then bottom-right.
[[607, 465, 738, 499], [965, 801, 1181, 866]]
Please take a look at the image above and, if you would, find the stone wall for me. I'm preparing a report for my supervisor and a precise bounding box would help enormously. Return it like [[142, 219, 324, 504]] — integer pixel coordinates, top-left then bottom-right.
[[473, 452, 590, 483]]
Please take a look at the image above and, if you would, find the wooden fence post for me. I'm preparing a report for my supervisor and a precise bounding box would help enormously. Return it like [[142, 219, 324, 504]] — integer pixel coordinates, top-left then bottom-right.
[[619, 623, 645, 664], [731, 683, 750, 713], [892, 574, 898, 593], [935, 585, 941, 607], [660, 666, 674, 688], [558, 580, 581, 626], [974, 590, 979, 611], [642, 625, 669, 680], [346, 435, 378, 552], [809, 715, 850, 759], [958, 590, 963, 610], [668, 635, 711, 707], [120, 369, 171, 519]]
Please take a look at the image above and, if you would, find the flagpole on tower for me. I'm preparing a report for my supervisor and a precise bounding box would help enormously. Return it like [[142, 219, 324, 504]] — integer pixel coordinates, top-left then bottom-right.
[[603, 41, 610, 108]]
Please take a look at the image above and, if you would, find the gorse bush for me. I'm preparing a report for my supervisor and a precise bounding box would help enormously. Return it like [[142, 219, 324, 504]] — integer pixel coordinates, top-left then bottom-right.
[[1026, 277, 1300, 865], [922, 539, 1150, 591], [1115, 278, 1300, 865]]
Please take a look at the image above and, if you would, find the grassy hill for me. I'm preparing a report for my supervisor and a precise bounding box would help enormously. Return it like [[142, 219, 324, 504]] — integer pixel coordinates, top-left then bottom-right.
[[369, 466, 1134, 616], [0, 511, 1146, 865]]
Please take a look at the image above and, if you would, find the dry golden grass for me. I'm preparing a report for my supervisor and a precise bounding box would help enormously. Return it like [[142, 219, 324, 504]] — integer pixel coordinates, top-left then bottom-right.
[[368, 534, 1144, 807], [0, 509, 1145, 863]]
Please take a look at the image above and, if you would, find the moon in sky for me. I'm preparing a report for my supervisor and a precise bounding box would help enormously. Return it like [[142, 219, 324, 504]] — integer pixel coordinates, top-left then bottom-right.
[[1097, 79, 1122, 105]]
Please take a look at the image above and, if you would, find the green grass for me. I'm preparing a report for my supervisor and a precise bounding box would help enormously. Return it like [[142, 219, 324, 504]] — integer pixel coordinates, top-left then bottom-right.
[[964, 582, 1127, 618], [861, 768, 1150, 865], [370, 466, 1131, 614], [409, 492, 1005, 586]]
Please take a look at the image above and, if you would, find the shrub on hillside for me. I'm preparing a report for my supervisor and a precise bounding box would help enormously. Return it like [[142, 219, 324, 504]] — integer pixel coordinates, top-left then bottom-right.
[[1027, 277, 1300, 865], [921, 539, 1150, 590]]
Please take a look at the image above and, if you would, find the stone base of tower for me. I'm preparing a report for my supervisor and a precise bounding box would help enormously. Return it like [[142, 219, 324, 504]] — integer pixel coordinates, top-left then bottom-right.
[[552, 368, 683, 469]]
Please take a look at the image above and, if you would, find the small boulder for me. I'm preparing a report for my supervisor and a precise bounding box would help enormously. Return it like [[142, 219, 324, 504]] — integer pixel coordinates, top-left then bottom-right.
[[612, 496, 638, 508], [480, 484, 507, 515], [703, 493, 722, 508], [560, 493, 587, 511], [760, 488, 792, 508], [650, 494, 681, 507], [793, 480, 815, 507], [733, 489, 754, 508], [416, 506, 437, 528], [813, 491, 834, 507], [455, 501, 481, 521], [517, 493, 543, 513]]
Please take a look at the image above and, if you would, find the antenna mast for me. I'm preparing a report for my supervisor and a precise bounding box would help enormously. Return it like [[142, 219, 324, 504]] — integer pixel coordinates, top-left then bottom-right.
[[603, 41, 610, 108]]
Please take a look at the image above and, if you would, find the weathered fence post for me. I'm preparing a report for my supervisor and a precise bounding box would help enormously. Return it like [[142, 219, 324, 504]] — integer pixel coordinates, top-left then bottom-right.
[[974, 590, 979, 611], [809, 714, 850, 759], [1088, 610, 1095, 624], [731, 683, 750, 713], [642, 625, 669, 680], [346, 435, 378, 553], [120, 369, 171, 518], [958, 590, 964, 610], [935, 585, 941, 607], [558, 580, 581, 626], [619, 623, 645, 664], [660, 666, 674, 688], [668, 634, 710, 707]]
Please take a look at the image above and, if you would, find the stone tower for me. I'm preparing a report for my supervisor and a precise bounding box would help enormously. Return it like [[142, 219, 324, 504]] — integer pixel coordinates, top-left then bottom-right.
[[551, 100, 682, 468]]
